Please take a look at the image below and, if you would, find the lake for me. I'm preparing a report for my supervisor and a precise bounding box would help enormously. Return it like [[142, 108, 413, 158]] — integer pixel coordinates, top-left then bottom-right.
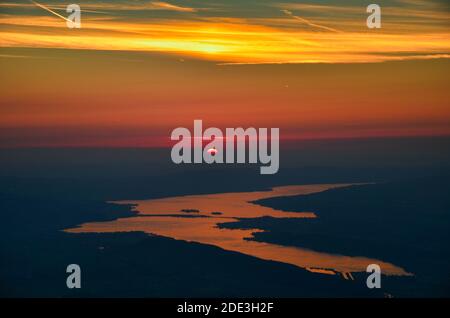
[[66, 184, 411, 277]]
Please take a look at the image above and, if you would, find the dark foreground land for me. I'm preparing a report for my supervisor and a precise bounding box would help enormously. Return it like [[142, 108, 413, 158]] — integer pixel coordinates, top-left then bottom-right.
[[0, 176, 386, 297], [224, 177, 450, 297], [3, 176, 449, 297], [1, 143, 449, 297]]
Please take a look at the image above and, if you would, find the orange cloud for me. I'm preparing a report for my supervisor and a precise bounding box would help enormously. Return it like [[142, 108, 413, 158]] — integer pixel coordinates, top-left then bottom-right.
[[0, 1, 448, 64], [149, 1, 197, 12]]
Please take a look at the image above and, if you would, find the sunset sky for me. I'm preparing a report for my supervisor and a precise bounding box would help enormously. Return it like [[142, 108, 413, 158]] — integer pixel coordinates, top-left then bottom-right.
[[0, 0, 449, 147]]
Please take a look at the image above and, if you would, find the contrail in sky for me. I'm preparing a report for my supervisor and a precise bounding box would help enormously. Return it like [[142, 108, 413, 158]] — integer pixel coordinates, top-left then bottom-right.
[[281, 9, 342, 33], [30, 0, 73, 23]]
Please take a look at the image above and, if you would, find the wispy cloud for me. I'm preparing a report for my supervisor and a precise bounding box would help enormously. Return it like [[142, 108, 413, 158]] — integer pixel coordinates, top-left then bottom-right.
[[149, 1, 197, 12], [0, 0, 448, 64], [1, 1, 200, 13], [278, 1, 450, 22]]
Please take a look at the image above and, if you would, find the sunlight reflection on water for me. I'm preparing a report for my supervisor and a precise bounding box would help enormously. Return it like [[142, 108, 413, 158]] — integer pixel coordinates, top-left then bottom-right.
[[66, 184, 411, 276]]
